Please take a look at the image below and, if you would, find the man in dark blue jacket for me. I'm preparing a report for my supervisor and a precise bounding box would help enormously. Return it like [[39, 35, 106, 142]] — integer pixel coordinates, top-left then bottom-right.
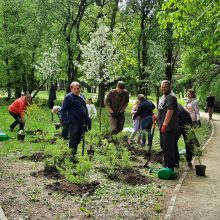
[[133, 94, 155, 146], [61, 81, 89, 156]]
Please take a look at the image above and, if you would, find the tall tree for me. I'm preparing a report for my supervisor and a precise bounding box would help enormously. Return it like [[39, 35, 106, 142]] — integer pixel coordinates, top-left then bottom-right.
[[41, 0, 92, 92], [79, 23, 118, 129]]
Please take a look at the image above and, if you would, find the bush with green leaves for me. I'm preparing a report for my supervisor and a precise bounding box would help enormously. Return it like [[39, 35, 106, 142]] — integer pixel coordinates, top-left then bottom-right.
[[57, 156, 93, 184], [94, 133, 133, 172]]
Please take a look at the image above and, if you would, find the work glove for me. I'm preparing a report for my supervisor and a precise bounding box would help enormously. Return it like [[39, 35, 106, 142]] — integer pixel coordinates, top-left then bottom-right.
[[152, 114, 157, 121], [161, 124, 167, 134], [197, 120, 201, 127]]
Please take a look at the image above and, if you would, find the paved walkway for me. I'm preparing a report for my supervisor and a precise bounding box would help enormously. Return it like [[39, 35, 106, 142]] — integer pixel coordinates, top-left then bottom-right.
[[0, 206, 7, 220], [168, 112, 220, 219]]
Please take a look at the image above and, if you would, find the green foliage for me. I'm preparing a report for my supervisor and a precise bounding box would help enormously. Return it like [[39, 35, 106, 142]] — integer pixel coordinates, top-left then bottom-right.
[[56, 156, 92, 184], [29, 188, 41, 202], [154, 203, 163, 213], [193, 146, 206, 165], [95, 133, 133, 172]]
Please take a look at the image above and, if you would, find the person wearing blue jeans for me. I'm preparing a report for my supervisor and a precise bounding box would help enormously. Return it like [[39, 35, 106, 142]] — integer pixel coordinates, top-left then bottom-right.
[[133, 94, 155, 146]]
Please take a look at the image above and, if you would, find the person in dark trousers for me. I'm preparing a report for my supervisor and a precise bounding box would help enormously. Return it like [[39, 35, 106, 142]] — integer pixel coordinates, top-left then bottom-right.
[[206, 92, 215, 120], [8, 94, 32, 131], [60, 81, 89, 157], [48, 82, 57, 110], [105, 81, 129, 134], [175, 103, 194, 167], [157, 80, 178, 171], [133, 94, 155, 147]]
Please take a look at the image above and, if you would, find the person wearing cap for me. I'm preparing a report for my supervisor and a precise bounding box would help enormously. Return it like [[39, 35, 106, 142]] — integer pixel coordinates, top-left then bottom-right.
[[8, 94, 32, 131], [157, 80, 178, 171], [105, 81, 129, 135]]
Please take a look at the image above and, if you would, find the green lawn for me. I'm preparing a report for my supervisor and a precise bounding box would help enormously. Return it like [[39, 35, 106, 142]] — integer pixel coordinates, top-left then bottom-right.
[[0, 98, 211, 219]]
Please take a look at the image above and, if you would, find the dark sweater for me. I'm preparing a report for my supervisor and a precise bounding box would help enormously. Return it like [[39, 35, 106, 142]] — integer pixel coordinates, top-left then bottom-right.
[[133, 99, 155, 119], [61, 93, 88, 124], [178, 103, 192, 127]]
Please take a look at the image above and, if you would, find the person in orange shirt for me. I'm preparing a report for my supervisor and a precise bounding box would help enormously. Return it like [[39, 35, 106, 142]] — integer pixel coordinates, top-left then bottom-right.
[[8, 94, 32, 131]]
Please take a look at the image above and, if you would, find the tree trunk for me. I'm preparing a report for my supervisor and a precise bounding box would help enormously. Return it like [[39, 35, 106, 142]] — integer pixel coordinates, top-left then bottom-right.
[[5, 56, 11, 99], [32, 80, 47, 98], [165, 24, 174, 82], [97, 82, 105, 108], [156, 86, 160, 108], [110, 0, 120, 32]]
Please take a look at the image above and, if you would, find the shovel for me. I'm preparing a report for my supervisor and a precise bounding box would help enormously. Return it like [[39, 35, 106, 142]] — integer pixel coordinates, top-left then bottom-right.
[[143, 118, 156, 168]]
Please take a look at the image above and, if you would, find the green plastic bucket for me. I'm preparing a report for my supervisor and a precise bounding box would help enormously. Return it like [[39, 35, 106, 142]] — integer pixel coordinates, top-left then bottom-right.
[[158, 168, 176, 180], [0, 132, 9, 141]]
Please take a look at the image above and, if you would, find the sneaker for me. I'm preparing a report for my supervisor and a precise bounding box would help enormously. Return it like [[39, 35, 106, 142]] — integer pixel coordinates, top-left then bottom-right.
[[187, 162, 193, 168]]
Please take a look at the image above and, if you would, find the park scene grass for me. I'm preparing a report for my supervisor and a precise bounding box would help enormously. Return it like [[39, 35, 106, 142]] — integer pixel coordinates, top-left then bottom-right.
[[0, 91, 211, 219]]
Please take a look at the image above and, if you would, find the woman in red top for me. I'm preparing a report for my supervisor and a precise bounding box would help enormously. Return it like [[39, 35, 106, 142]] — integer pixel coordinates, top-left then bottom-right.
[[8, 94, 32, 131]]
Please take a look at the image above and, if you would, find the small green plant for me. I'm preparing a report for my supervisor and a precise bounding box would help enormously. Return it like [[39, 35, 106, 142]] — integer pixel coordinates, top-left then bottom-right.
[[29, 188, 41, 202], [57, 155, 92, 184], [154, 203, 163, 213], [15, 177, 25, 185], [25, 103, 42, 130], [193, 146, 206, 165], [80, 207, 93, 217]]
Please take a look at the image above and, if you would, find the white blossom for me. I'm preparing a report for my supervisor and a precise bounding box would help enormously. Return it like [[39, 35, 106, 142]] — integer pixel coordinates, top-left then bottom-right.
[[79, 23, 118, 86], [35, 40, 61, 82]]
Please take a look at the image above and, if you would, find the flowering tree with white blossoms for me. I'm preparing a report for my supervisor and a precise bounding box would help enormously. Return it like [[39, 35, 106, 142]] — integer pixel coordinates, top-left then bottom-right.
[[33, 40, 60, 98], [79, 23, 118, 130]]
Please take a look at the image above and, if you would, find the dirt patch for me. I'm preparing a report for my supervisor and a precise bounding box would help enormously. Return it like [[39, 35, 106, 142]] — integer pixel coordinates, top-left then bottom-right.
[[127, 145, 147, 157], [127, 146, 163, 164], [46, 180, 100, 196], [26, 129, 48, 135], [30, 165, 63, 179], [102, 167, 151, 185], [150, 152, 164, 164], [20, 152, 48, 162], [30, 137, 57, 144]]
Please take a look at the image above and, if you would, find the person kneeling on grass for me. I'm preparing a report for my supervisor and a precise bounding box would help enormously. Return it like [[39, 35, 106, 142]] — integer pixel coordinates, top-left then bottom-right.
[[8, 94, 32, 131]]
